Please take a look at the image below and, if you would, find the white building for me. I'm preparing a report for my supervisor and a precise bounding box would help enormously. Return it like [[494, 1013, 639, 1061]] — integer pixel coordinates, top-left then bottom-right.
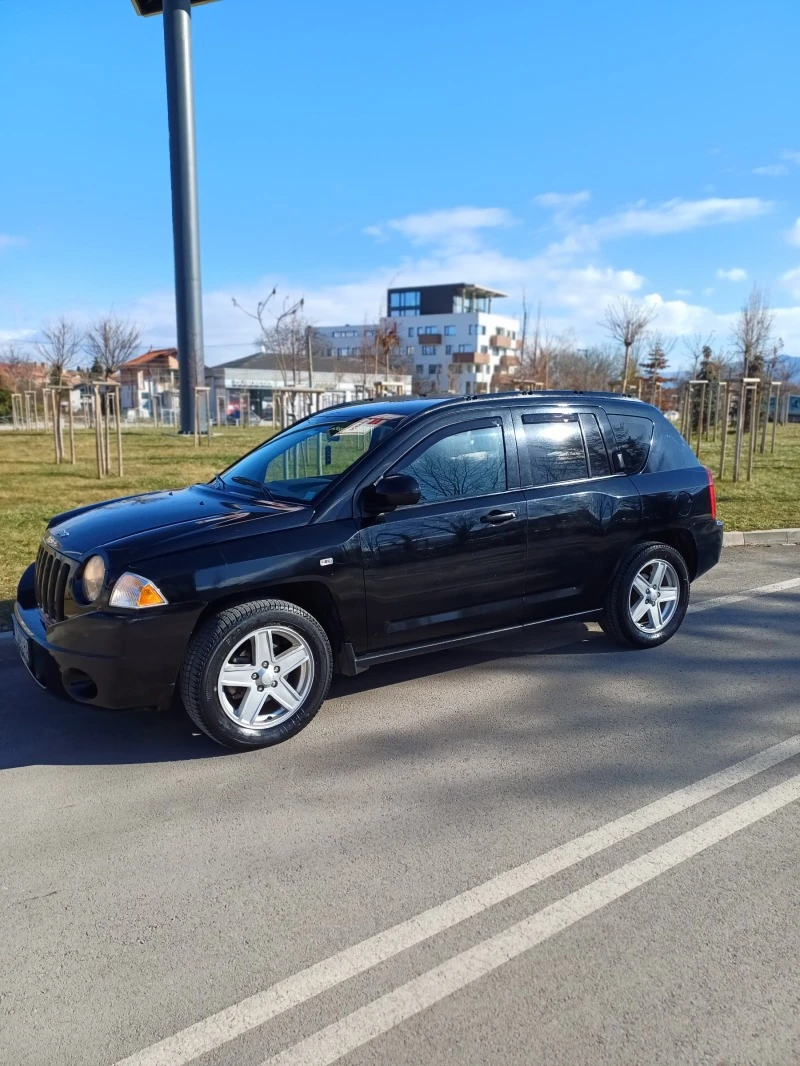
[[383, 282, 521, 394], [316, 283, 521, 395], [313, 324, 377, 360]]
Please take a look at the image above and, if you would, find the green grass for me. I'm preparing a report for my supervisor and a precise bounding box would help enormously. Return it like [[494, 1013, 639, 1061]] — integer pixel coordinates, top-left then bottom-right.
[[696, 422, 800, 533], [1, 422, 798, 631]]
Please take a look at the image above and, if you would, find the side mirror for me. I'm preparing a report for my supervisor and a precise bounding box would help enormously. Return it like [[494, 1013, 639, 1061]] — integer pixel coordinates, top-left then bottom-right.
[[365, 473, 421, 512]]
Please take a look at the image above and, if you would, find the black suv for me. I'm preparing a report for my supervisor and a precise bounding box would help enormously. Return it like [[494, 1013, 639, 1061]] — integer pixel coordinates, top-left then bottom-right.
[[13, 392, 723, 750]]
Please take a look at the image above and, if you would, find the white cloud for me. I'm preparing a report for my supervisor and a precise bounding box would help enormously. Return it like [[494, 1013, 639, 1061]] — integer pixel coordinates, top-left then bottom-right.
[[590, 197, 771, 240], [753, 164, 788, 177], [786, 219, 800, 247], [0, 328, 36, 344], [0, 234, 26, 251], [716, 267, 748, 282], [365, 206, 515, 248], [780, 267, 800, 300], [533, 191, 591, 209], [535, 197, 772, 259], [675, 288, 692, 297], [780, 151, 800, 166]]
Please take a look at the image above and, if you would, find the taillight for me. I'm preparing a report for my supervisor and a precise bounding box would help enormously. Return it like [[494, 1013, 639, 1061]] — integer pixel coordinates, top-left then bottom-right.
[[705, 467, 717, 519]]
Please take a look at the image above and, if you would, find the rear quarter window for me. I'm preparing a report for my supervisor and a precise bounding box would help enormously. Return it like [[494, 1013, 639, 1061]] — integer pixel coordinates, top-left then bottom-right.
[[646, 417, 703, 472], [606, 414, 653, 473]]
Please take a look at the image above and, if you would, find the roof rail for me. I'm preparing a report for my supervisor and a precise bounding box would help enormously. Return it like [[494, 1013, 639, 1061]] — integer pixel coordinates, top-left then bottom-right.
[[460, 389, 641, 401]]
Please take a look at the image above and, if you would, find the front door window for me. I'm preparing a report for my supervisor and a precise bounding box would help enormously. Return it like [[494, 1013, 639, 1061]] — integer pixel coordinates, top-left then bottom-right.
[[393, 423, 507, 502]]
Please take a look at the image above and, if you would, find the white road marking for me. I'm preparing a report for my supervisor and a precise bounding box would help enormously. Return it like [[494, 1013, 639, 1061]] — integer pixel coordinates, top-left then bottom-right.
[[688, 576, 800, 614], [113, 734, 800, 1066], [262, 772, 800, 1066]]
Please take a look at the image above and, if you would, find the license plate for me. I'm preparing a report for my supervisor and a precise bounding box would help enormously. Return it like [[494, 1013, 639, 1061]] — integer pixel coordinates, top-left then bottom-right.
[[12, 618, 32, 669]]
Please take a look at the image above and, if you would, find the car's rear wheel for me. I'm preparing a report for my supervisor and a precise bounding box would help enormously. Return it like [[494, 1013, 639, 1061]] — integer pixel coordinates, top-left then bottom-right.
[[600, 542, 690, 649], [180, 599, 332, 750]]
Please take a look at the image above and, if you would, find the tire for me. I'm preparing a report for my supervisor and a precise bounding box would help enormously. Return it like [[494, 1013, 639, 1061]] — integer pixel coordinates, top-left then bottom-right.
[[599, 542, 690, 649], [180, 599, 333, 750]]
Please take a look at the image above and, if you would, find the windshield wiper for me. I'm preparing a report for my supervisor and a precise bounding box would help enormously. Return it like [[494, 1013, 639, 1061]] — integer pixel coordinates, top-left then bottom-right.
[[231, 475, 275, 501]]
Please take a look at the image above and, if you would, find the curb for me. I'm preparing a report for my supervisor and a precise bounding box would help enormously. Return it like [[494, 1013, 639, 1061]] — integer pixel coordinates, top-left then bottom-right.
[[723, 528, 800, 547]]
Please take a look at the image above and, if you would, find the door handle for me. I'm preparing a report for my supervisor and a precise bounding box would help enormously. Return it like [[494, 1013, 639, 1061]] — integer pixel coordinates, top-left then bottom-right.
[[480, 509, 517, 525]]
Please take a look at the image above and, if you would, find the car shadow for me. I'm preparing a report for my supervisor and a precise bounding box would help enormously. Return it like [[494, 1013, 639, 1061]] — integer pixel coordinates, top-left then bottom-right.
[[328, 620, 621, 698], [0, 620, 610, 769], [0, 661, 226, 769]]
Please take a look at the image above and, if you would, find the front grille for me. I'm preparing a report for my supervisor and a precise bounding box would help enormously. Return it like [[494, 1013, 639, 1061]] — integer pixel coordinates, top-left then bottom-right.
[[35, 542, 71, 623]]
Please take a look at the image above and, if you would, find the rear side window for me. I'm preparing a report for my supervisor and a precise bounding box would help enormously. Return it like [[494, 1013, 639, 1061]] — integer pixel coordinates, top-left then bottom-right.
[[646, 418, 702, 472], [522, 415, 588, 485], [607, 414, 653, 473]]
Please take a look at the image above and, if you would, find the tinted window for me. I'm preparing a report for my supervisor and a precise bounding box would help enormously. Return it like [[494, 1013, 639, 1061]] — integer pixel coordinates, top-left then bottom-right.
[[646, 418, 702, 472], [607, 414, 653, 473], [579, 413, 611, 477], [522, 416, 588, 485], [394, 423, 507, 502]]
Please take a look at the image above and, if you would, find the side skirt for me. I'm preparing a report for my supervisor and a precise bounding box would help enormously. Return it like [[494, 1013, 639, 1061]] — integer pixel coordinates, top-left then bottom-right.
[[342, 608, 603, 675]]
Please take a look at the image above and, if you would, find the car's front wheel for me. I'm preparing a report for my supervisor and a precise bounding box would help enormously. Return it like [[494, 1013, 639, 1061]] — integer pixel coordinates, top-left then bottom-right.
[[180, 599, 333, 749], [600, 542, 690, 649]]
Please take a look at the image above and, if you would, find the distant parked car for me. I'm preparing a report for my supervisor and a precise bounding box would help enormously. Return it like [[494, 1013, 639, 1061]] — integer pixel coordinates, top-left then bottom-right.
[[13, 392, 722, 750]]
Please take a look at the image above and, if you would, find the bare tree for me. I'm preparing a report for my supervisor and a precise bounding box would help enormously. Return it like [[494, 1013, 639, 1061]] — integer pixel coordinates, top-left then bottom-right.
[[83, 315, 142, 379], [603, 297, 656, 392], [519, 316, 571, 389], [764, 336, 784, 381], [731, 285, 774, 378], [682, 331, 715, 379], [233, 289, 309, 386], [0, 341, 37, 392], [38, 317, 83, 385], [519, 298, 543, 379], [538, 331, 575, 390], [548, 343, 619, 391]]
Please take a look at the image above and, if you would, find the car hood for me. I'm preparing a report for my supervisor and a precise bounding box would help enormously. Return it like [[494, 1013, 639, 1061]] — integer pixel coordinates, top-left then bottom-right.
[[45, 483, 312, 560]]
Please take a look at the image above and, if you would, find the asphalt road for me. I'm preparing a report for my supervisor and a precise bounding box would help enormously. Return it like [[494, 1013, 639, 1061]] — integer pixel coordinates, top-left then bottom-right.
[[2, 546, 800, 1066]]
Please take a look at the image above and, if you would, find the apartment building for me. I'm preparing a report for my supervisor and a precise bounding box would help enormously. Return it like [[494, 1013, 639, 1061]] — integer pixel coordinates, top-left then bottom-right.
[[313, 323, 377, 360], [313, 283, 522, 394], [382, 282, 521, 394]]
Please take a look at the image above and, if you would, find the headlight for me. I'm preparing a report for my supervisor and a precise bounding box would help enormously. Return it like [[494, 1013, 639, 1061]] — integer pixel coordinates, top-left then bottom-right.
[[109, 573, 169, 609], [82, 556, 106, 602]]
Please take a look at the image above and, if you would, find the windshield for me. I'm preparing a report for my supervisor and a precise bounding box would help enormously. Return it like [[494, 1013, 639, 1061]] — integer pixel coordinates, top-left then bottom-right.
[[217, 413, 406, 503]]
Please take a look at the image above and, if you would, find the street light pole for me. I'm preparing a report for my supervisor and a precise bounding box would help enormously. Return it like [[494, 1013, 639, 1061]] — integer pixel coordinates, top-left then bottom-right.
[[163, 0, 205, 434], [131, 0, 218, 434]]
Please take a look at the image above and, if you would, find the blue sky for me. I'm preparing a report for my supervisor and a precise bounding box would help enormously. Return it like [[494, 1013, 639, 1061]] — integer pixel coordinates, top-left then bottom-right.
[[2, 0, 799, 366]]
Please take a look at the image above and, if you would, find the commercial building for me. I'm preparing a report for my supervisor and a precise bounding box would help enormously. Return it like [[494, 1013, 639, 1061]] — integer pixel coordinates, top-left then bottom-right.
[[205, 351, 411, 425]]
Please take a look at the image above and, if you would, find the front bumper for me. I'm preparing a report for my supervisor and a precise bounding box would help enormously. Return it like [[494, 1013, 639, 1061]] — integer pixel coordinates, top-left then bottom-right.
[[12, 598, 204, 711]]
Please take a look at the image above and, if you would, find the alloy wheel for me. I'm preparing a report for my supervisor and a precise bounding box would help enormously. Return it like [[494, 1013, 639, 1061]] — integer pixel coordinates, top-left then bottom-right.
[[216, 625, 315, 731], [628, 558, 680, 634]]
